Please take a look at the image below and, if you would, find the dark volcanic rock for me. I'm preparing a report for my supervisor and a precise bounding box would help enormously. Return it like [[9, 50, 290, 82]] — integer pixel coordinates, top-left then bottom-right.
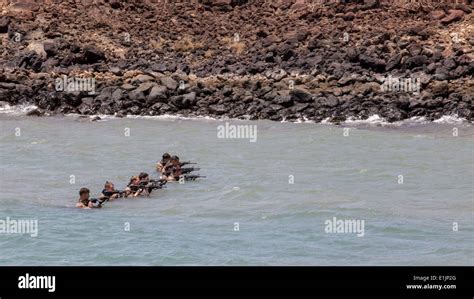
[[2, 1, 471, 123], [290, 88, 313, 103], [209, 104, 227, 115], [386, 53, 402, 71], [318, 96, 339, 108], [129, 89, 146, 102], [183, 92, 197, 104], [0, 16, 10, 33], [430, 81, 449, 97], [359, 54, 385, 71], [147, 85, 168, 104], [160, 77, 178, 90], [110, 0, 121, 9], [342, 12, 355, 21], [26, 108, 44, 116], [431, 10, 446, 20], [273, 95, 294, 108], [43, 40, 58, 57], [83, 46, 105, 64], [169, 92, 196, 109], [440, 10, 465, 25], [111, 88, 124, 102], [346, 48, 359, 62], [405, 55, 428, 69], [16, 51, 44, 71]]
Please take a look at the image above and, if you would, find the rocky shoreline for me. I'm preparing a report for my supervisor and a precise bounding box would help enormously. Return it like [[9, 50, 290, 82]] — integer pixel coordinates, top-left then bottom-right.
[[0, 0, 473, 123]]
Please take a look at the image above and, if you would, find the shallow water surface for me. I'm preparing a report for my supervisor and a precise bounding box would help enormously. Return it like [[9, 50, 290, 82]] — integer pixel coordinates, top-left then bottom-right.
[[0, 115, 473, 265]]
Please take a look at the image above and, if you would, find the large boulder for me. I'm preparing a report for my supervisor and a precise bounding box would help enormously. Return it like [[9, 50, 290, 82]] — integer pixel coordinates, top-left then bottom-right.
[[430, 10, 446, 20], [200, 0, 247, 8], [182, 92, 197, 104], [26, 42, 47, 59], [16, 51, 44, 71], [440, 10, 464, 25], [405, 55, 428, 69], [318, 96, 339, 108], [273, 95, 294, 108], [7, 1, 40, 20], [170, 92, 196, 109], [160, 77, 178, 90], [43, 40, 58, 58], [128, 89, 146, 102], [386, 53, 402, 71], [201, 0, 232, 11], [0, 16, 10, 33], [135, 82, 156, 94], [131, 74, 154, 84], [111, 88, 124, 102], [209, 104, 227, 115], [147, 85, 168, 104], [82, 46, 105, 64], [429, 81, 449, 97], [290, 88, 313, 103], [359, 54, 386, 71], [109, 0, 121, 9]]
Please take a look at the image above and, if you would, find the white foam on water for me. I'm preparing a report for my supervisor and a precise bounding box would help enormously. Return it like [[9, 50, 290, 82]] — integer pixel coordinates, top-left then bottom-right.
[[337, 115, 468, 127], [0, 103, 39, 115], [1, 104, 471, 126], [401, 116, 428, 125], [127, 114, 221, 121], [320, 117, 331, 124], [295, 116, 315, 124], [63, 113, 222, 122], [433, 114, 467, 124], [345, 114, 388, 125], [64, 112, 263, 124], [124, 114, 258, 123]]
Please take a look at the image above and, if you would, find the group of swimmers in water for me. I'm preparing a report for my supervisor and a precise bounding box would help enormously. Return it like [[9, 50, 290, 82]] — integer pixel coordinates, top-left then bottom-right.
[[76, 153, 202, 209]]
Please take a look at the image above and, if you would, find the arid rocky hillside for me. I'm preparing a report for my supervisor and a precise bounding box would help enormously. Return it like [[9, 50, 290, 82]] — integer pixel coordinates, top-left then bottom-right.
[[0, 0, 472, 122]]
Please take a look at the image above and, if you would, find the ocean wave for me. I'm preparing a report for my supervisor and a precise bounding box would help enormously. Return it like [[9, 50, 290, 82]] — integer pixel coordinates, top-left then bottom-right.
[[320, 117, 331, 124], [61, 112, 224, 122], [341, 115, 469, 127], [126, 114, 221, 121], [67, 113, 260, 123], [0, 104, 470, 126], [433, 115, 467, 124], [281, 116, 315, 124], [294, 116, 315, 124], [0, 103, 39, 115], [344, 115, 389, 125]]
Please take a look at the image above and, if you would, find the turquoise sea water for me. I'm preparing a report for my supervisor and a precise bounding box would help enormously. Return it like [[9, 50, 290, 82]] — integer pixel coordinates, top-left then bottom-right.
[[0, 114, 473, 265]]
